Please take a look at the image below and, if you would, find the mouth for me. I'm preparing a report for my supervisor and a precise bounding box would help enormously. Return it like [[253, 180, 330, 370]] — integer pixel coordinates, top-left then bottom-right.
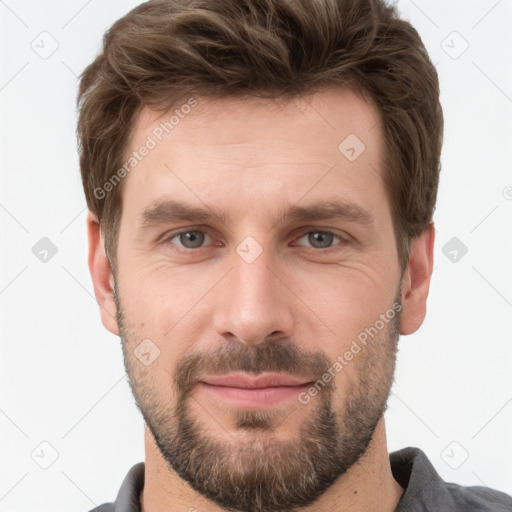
[[197, 372, 314, 408]]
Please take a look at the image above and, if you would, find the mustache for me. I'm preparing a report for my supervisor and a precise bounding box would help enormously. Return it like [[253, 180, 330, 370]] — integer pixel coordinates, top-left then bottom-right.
[[173, 338, 333, 398]]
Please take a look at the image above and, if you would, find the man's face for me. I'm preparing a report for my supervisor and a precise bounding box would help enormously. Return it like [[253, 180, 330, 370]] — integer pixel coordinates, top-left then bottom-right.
[[112, 87, 405, 511]]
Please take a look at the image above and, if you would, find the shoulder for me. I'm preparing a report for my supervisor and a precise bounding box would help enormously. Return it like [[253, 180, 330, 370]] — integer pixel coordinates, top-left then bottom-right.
[[390, 446, 512, 512], [444, 481, 512, 511]]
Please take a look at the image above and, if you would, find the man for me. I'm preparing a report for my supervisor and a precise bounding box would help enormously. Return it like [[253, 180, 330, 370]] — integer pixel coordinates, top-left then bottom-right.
[[77, 0, 512, 511]]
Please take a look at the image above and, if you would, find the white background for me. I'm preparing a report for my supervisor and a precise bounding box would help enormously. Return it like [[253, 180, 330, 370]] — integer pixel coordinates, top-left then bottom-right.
[[0, 0, 511, 511]]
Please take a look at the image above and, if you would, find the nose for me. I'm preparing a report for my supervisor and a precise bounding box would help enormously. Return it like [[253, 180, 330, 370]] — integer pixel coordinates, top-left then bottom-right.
[[213, 248, 295, 346]]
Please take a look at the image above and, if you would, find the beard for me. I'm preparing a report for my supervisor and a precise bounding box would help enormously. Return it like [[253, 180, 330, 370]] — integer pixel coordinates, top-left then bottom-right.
[[114, 281, 402, 512]]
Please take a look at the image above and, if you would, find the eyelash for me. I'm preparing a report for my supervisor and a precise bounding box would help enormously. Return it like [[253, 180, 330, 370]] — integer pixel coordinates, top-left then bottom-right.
[[161, 228, 349, 253]]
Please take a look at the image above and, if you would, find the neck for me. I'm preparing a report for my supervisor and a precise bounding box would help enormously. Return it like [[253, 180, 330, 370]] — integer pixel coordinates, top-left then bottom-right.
[[139, 416, 404, 512]]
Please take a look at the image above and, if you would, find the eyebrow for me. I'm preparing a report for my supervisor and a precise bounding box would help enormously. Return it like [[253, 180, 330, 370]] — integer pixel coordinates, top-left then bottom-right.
[[137, 199, 375, 230]]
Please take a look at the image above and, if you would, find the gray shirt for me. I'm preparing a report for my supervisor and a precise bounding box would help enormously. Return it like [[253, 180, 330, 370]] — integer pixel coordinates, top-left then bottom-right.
[[88, 446, 512, 511]]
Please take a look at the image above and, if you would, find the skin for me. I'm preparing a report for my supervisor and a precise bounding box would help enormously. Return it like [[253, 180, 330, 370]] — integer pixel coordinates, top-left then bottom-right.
[[87, 86, 435, 512]]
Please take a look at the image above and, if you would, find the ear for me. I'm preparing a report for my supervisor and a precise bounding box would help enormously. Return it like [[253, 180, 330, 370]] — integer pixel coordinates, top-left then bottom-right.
[[87, 211, 119, 335], [399, 223, 435, 335]]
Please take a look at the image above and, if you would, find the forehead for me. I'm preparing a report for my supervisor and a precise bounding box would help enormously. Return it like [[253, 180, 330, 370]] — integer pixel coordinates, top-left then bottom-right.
[[131, 86, 381, 152], [120, 86, 386, 225]]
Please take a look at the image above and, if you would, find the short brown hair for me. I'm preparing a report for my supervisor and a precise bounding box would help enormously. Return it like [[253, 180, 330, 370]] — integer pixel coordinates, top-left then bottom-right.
[[77, 0, 443, 276]]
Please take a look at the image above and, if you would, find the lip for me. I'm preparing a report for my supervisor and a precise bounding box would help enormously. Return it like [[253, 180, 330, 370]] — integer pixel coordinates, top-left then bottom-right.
[[196, 373, 314, 408], [199, 372, 312, 388]]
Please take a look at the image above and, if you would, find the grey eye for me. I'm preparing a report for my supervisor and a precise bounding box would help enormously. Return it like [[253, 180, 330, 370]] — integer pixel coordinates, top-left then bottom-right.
[[296, 231, 340, 249], [171, 230, 211, 249]]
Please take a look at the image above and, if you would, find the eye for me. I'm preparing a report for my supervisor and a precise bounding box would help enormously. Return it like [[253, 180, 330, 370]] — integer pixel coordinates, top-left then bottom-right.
[[162, 228, 348, 253], [294, 230, 346, 250], [165, 229, 214, 249]]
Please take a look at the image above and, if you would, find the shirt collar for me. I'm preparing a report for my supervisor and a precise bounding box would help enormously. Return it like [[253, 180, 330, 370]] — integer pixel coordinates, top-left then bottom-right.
[[391, 446, 454, 511], [113, 461, 144, 512]]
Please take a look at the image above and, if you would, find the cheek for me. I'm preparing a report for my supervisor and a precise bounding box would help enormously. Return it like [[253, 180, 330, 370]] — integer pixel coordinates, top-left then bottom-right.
[[116, 262, 223, 380], [290, 267, 397, 370], [294, 263, 391, 321]]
